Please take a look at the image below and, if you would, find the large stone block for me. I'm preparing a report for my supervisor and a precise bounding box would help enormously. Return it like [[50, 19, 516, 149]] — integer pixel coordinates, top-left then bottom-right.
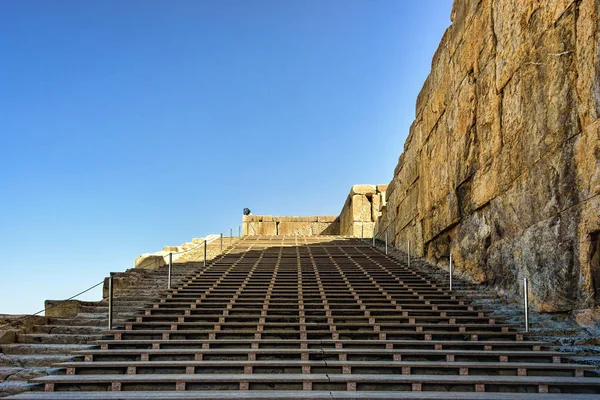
[[278, 221, 312, 236], [135, 254, 167, 270], [44, 300, 81, 318], [251, 221, 277, 235], [317, 216, 338, 223], [372, 193, 382, 221], [320, 221, 340, 235], [351, 195, 372, 222], [351, 222, 374, 238], [376, 184, 389, 193], [311, 222, 339, 235], [351, 185, 377, 196]]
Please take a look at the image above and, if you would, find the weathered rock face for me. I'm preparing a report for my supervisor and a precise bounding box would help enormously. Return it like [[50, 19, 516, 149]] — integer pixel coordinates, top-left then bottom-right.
[[375, 0, 600, 312]]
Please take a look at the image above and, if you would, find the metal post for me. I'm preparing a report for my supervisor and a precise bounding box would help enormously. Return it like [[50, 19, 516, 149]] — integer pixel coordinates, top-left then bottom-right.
[[203, 240, 207, 267], [385, 232, 388, 255], [238, 225, 241, 237], [107, 274, 114, 330], [220, 233, 223, 253], [408, 240, 411, 269], [449, 253, 453, 291], [372, 234, 375, 247], [168, 252, 172, 289], [230, 227, 233, 246], [524, 278, 529, 332], [361, 224, 364, 239]]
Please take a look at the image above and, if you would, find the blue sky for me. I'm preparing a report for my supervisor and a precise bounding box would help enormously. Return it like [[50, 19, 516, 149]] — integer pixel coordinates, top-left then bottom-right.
[[0, 1, 452, 314]]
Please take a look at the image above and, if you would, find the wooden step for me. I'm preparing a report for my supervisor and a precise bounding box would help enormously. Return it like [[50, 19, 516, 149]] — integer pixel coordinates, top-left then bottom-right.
[[74, 347, 567, 363], [8, 391, 600, 399], [31, 373, 600, 393], [57, 360, 594, 377], [93, 338, 547, 351]]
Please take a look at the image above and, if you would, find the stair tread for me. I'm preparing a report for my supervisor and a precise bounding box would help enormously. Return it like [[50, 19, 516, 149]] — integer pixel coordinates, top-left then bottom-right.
[[31, 373, 600, 384], [7, 391, 600, 400], [57, 360, 591, 368], [76, 347, 561, 355], [93, 339, 544, 345]]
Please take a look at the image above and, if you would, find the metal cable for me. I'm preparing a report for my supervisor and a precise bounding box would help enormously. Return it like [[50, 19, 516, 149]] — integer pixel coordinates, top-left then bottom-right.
[[1, 233, 241, 330], [0, 280, 105, 329], [165, 235, 227, 257], [168, 240, 204, 256]]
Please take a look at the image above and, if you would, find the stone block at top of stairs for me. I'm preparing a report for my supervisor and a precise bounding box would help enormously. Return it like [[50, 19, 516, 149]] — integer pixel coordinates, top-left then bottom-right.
[[134, 255, 167, 270]]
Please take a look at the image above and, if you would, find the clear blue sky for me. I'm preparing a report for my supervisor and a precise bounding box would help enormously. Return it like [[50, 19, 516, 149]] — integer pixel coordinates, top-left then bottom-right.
[[0, 1, 452, 314]]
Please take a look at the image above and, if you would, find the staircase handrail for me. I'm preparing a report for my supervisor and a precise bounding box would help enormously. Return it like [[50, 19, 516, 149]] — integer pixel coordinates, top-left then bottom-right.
[[0, 279, 105, 330]]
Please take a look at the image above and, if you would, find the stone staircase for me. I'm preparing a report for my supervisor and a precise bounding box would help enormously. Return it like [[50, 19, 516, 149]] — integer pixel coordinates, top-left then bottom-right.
[[0, 262, 202, 398], [4, 235, 600, 398]]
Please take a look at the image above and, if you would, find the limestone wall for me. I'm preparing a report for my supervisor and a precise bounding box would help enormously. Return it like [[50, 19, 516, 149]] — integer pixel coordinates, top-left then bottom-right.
[[242, 215, 340, 236], [375, 0, 600, 312], [338, 184, 388, 237]]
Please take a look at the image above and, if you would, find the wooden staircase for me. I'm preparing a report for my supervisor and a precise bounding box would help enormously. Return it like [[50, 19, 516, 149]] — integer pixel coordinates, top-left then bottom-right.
[[6, 236, 600, 399]]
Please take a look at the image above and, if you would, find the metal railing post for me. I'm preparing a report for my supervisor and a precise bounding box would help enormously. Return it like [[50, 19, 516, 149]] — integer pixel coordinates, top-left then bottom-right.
[[524, 278, 529, 332], [168, 252, 172, 289], [408, 240, 411, 269], [230, 227, 233, 246], [238, 225, 241, 237], [385, 232, 388, 255], [449, 253, 453, 291], [108, 274, 114, 330], [220, 233, 223, 253], [203, 240, 207, 267], [361, 224, 364, 239], [372, 234, 375, 247]]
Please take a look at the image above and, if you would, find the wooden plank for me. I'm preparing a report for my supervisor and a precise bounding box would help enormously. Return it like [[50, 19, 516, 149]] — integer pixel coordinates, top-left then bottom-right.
[[32, 373, 600, 386], [56, 360, 591, 371]]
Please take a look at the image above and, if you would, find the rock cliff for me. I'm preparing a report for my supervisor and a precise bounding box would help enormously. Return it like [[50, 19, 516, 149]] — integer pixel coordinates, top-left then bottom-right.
[[375, 0, 600, 312]]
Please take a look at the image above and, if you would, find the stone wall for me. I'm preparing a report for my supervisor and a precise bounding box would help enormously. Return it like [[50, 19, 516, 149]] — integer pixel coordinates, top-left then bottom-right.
[[339, 184, 388, 237], [242, 215, 340, 236], [375, 0, 600, 312]]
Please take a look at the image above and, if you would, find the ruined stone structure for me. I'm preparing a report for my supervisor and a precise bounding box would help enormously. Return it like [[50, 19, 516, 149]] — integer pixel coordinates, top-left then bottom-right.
[[242, 185, 388, 239], [134, 235, 229, 270], [374, 0, 600, 312], [339, 184, 388, 237], [242, 216, 340, 236]]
